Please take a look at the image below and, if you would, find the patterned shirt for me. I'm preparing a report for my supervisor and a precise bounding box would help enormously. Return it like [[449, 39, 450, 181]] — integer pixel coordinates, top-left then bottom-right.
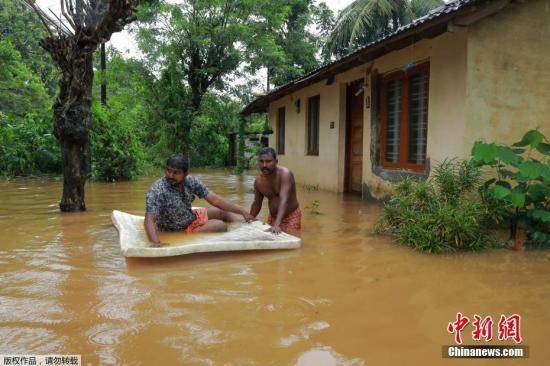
[[146, 176, 209, 231]]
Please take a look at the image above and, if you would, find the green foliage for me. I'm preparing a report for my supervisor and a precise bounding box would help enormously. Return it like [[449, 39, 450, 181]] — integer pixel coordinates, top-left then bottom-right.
[[189, 94, 241, 167], [0, 35, 58, 177], [0, 40, 49, 117], [0, 110, 61, 176], [136, 0, 327, 106], [0, 0, 58, 96], [91, 102, 145, 181], [305, 199, 321, 215], [375, 160, 496, 253], [312, 2, 336, 64], [432, 159, 481, 203], [472, 129, 550, 246], [326, 0, 443, 57], [0, 0, 59, 178], [246, 0, 331, 86], [92, 48, 210, 175], [136, 0, 250, 109], [141, 63, 196, 164], [127, 0, 330, 173], [90, 47, 246, 176], [90, 49, 152, 180]]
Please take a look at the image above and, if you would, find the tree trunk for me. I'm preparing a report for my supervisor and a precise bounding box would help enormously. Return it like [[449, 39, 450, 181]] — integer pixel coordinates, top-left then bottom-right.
[[59, 140, 90, 211], [187, 81, 205, 157], [101, 42, 107, 106], [52, 51, 94, 212], [29, 0, 141, 212], [235, 116, 246, 174]]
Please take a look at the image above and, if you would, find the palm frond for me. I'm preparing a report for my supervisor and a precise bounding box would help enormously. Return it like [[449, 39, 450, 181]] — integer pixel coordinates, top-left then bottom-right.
[[327, 0, 444, 56]]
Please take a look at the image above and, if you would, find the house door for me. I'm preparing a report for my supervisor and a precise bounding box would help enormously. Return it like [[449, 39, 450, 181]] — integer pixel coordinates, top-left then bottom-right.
[[346, 80, 364, 194]]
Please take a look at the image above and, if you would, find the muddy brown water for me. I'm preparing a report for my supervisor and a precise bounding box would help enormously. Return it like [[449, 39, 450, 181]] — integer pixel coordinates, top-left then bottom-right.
[[0, 169, 549, 366]]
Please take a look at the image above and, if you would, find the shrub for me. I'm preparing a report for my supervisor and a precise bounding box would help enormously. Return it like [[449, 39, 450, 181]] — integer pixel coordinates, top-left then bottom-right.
[[0, 110, 61, 176], [189, 113, 230, 167], [0, 40, 59, 177], [0, 40, 50, 116], [375, 159, 496, 253], [472, 129, 550, 246], [91, 102, 145, 181]]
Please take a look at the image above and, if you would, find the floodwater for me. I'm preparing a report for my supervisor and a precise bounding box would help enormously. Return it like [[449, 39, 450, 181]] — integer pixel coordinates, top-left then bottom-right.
[[0, 169, 549, 366]]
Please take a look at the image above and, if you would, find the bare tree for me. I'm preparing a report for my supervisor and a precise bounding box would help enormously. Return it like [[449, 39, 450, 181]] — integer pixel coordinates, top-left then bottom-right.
[[21, 0, 142, 211]]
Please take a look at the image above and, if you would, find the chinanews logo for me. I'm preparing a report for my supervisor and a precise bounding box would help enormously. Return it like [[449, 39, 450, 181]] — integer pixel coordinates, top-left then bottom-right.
[[442, 313, 529, 359]]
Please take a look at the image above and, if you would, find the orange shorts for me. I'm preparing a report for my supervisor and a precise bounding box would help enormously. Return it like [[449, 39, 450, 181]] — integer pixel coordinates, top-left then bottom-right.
[[267, 207, 301, 232], [184, 207, 209, 233]]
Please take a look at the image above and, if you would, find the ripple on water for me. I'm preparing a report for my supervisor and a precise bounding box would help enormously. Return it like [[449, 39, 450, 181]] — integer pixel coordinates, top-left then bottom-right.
[[97, 353, 121, 366], [86, 323, 139, 346], [0, 296, 68, 325], [91, 240, 128, 271], [254, 294, 331, 324], [210, 289, 258, 303], [181, 293, 215, 304], [0, 270, 68, 297], [86, 324, 127, 366], [295, 346, 365, 366], [232, 266, 253, 276], [0, 327, 68, 355], [279, 321, 330, 347], [298, 297, 332, 306], [88, 273, 150, 321], [183, 321, 229, 346], [162, 337, 219, 366], [24, 242, 70, 263]]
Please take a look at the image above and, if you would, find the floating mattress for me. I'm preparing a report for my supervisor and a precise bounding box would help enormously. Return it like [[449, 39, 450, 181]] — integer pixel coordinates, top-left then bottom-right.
[[111, 210, 301, 258]]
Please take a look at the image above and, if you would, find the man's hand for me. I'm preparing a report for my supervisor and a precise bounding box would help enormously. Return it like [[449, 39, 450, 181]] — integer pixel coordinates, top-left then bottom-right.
[[206, 192, 256, 223], [242, 211, 255, 223], [267, 225, 282, 235], [151, 241, 167, 248], [145, 213, 162, 246]]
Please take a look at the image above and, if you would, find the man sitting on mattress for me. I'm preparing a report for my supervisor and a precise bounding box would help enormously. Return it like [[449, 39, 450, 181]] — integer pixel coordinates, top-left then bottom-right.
[[145, 154, 254, 247], [249, 147, 301, 234]]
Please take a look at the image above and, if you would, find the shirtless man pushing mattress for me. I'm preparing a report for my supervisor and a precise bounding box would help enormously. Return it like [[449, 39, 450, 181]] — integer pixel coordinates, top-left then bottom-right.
[[250, 147, 301, 234]]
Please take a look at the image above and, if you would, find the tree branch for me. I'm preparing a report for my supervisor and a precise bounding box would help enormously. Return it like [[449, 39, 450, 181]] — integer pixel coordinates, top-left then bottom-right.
[[23, 1, 55, 38], [61, 0, 77, 31], [48, 9, 75, 35]]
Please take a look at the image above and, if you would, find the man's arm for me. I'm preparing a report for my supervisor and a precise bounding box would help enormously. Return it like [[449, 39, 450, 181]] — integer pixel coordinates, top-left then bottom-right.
[[270, 171, 291, 234], [250, 181, 264, 218], [204, 192, 254, 222], [144, 213, 163, 247]]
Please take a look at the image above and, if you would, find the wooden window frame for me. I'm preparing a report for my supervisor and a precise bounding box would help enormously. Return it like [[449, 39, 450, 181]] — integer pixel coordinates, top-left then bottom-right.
[[277, 107, 285, 155], [380, 62, 430, 172], [306, 95, 320, 156]]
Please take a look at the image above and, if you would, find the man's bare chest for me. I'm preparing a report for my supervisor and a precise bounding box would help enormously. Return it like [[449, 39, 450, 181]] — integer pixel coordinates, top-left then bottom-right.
[[258, 180, 280, 198]]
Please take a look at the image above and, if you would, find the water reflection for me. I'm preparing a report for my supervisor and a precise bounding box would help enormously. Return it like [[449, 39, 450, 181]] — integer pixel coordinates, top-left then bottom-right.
[[0, 170, 549, 365]]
